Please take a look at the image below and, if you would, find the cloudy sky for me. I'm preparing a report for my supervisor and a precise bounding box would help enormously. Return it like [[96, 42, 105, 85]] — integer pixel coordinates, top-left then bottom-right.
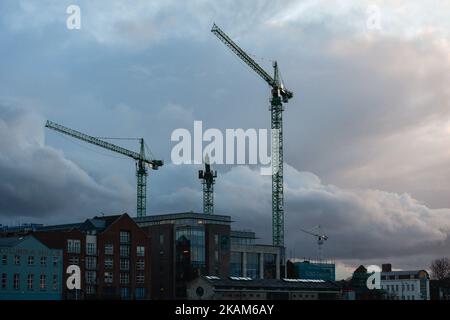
[[1, 0, 450, 278]]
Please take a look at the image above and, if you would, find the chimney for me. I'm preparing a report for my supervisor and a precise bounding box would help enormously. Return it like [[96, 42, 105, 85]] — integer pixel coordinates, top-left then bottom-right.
[[382, 264, 392, 272]]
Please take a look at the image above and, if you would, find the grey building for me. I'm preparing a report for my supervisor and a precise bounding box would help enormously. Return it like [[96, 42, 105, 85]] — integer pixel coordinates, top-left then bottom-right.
[[187, 276, 342, 300], [230, 230, 285, 279]]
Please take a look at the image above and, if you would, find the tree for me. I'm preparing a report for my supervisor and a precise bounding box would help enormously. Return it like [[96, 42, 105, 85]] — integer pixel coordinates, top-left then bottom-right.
[[430, 258, 450, 280]]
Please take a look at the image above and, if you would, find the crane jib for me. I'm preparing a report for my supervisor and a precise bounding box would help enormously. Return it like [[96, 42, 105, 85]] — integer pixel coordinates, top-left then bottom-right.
[[45, 120, 162, 167]]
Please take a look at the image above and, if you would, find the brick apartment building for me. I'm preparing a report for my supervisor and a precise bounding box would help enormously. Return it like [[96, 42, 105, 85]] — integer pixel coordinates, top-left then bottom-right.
[[33, 213, 151, 299]]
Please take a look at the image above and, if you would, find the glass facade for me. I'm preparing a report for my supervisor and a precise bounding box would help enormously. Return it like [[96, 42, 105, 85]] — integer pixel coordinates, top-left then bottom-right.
[[230, 252, 243, 277], [295, 261, 335, 281], [175, 226, 206, 298], [246, 253, 260, 279], [176, 226, 206, 270], [263, 253, 276, 279]]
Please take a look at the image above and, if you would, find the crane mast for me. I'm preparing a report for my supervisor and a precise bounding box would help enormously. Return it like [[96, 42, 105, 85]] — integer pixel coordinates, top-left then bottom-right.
[[211, 24, 293, 246], [198, 154, 217, 214], [45, 120, 163, 217]]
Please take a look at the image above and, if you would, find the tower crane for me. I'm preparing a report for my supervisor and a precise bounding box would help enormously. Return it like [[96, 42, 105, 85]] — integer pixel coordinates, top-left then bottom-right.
[[45, 120, 163, 217], [198, 154, 217, 214], [300, 225, 328, 261], [211, 24, 293, 246]]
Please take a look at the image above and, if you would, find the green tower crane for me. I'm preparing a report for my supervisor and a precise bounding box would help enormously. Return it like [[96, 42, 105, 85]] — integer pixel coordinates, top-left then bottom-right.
[[211, 24, 293, 246], [45, 120, 163, 217], [198, 154, 217, 214]]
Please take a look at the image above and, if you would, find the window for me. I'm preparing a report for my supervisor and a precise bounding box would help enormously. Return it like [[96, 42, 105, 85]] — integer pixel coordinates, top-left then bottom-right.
[[86, 285, 96, 295], [104, 258, 113, 269], [120, 273, 129, 285], [120, 245, 130, 257], [14, 255, 20, 265], [136, 246, 145, 257], [120, 259, 130, 271], [67, 239, 81, 254], [160, 234, 164, 245], [1, 273, 6, 289], [411, 284, 415, 291], [396, 285, 399, 291], [120, 231, 130, 244], [86, 257, 97, 270], [1, 255, 6, 265], [263, 253, 276, 279], [86, 271, 96, 284], [406, 284, 410, 291], [40, 256, 47, 266], [86, 243, 96, 255], [120, 287, 130, 299], [215, 250, 219, 263], [53, 256, 58, 267], [246, 253, 260, 279], [136, 273, 145, 284], [13, 274, 20, 290], [28, 256, 34, 266], [27, 274, 34, 290], [105, 244, 114, 255], [136, 260, 145, 271], [40, 275, 46, 290], [230, 252, 243, 277], [52, 275, 58, 290], [104, 272, 113, 284], [214, 234, 219, 246], [135, 287, 147, 299], [68, 256, 79, 265]]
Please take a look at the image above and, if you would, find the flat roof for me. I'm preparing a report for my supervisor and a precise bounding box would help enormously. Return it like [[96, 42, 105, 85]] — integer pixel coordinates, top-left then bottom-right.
[[134, 212, 232, 225], [198, 276, 341, 291]]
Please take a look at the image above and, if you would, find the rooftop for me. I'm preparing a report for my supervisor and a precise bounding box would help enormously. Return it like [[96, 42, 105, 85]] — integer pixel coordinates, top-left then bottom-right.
[[0, 236, 27, 247], [134, 211, 232, 226], [198, 276, 341, 291]]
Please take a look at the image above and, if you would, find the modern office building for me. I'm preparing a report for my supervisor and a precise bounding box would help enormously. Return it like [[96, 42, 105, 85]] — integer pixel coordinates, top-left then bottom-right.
[[230, 230, 285, 280], [187, 276, 341, 300], [380, 264, 430, 300], [287, 259, 336, 281], [0, 235, 63, 300], [33, 213, 151, 300], [135, 212, 231, 299]]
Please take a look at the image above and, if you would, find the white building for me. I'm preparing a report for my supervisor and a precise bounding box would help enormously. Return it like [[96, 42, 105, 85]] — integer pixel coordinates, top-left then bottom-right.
[[380, 266, 430, 300]]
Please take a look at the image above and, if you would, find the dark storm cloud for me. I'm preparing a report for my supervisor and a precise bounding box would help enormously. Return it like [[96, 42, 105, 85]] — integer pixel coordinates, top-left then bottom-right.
[[0, 103, 134, 223]]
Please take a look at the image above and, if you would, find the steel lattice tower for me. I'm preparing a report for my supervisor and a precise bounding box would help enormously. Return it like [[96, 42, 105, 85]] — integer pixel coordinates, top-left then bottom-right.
[[199, 154, 217, 214], [211, 24, 293, 246]]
